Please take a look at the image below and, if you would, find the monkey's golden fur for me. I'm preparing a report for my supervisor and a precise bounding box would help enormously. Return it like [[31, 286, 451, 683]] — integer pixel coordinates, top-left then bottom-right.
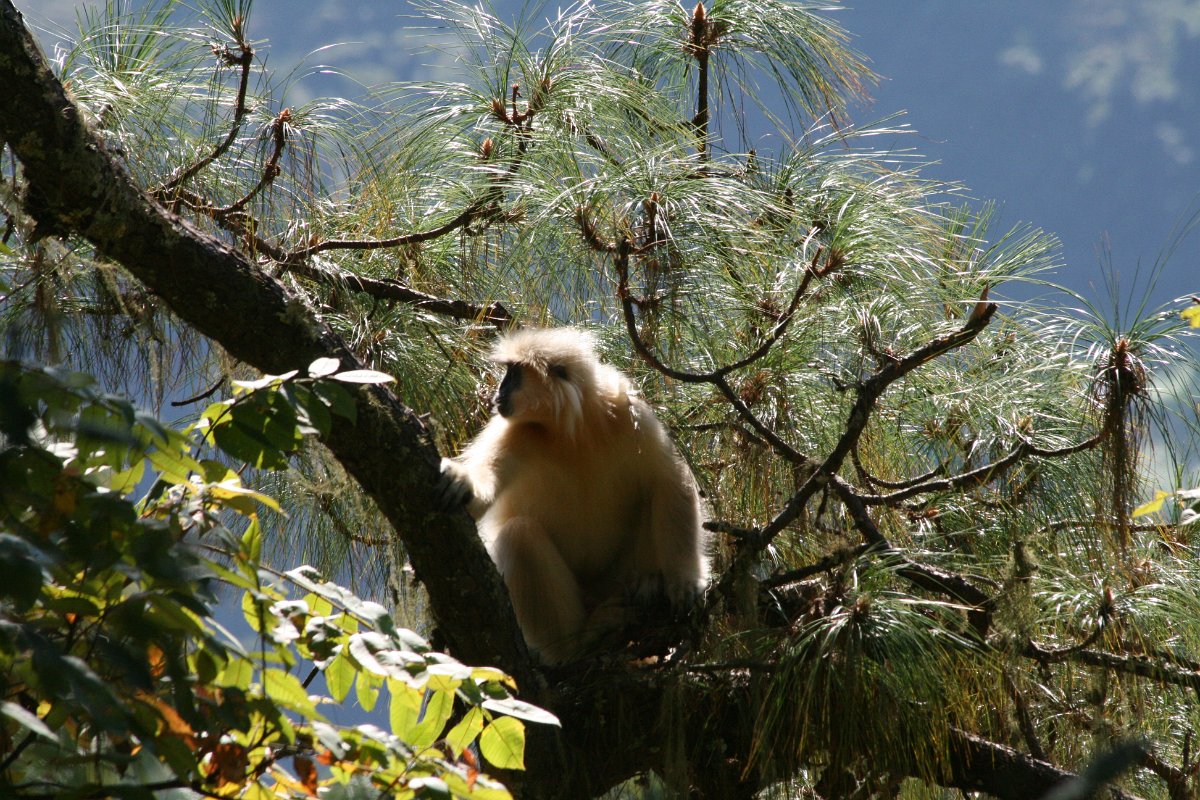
[[440, 328, 708, 663]]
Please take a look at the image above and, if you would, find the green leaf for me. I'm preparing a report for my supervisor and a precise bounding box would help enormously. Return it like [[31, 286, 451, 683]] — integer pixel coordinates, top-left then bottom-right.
[[388, 680, 424, 741], [103, 457, 145, 494], [232, 370, 298, 391], [242, 589, 266, 633], [1, 700, 55, 740], [242, 518, 264, 561], [479, 716, 526, 770], [356, 670, 382, 713], [207, 390, 305, 471], [332, 369, 395, 384], [308, 357, 341, 377], [406, 688, 454, 749], [481, 697, 561, 727], [312, 380, 356, 423], [0, 534, 45, 609], [263, 667, 321, 718], [289, 384, 332, 437], [146, 444, 203, 486], [213, 656, 254, 690]]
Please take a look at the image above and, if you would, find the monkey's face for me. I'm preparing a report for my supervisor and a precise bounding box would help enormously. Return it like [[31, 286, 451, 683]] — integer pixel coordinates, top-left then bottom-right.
[[494, 361, 580, 432]]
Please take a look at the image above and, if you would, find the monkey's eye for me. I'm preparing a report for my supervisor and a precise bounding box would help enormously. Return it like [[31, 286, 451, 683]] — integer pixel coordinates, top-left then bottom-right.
[[549, 364, 569, 380]]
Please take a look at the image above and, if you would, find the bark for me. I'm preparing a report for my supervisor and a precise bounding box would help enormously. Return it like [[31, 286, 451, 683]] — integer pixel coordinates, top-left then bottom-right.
[[0, 4, 1145, 797]]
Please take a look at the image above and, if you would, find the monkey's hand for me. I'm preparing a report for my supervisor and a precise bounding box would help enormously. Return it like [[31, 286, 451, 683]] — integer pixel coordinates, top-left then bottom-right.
[[633, 573, 705, 617], [435, 458, 476, 513], [662, 575, 706, 612]]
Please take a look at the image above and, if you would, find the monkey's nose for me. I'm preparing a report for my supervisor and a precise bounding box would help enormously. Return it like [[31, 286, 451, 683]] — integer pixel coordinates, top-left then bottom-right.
[[494, 391, 512, 417]]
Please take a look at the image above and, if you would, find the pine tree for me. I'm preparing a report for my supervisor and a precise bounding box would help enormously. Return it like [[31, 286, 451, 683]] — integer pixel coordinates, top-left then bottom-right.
[[3, 1, 1199, 796]]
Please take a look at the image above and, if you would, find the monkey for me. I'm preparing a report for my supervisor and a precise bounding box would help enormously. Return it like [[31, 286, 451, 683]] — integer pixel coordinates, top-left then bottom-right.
[[438, 327, 708, 663]]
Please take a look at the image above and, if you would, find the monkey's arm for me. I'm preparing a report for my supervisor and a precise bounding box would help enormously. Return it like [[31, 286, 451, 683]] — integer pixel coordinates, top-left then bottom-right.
[[436, 421, 506, 519]]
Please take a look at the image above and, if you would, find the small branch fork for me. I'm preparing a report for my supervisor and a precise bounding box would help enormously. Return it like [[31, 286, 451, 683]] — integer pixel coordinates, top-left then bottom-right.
[[149, 31, 532, 330]]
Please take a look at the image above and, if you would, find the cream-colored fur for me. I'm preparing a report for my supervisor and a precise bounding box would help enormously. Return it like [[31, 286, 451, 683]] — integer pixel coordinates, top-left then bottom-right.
[[440, 328, 708, 662]]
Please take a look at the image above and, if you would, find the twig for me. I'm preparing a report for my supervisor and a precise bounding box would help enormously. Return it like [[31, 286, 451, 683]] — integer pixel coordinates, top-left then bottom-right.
[[281, 200, 492, 263], [210, 108, 290, 216], [170, 376, 226, 407], [762, 543, 871, 588], [158, 38, 255, 194], [858, 432, 1104, 506], [280, 260, 513, 330], [836, 476, 996, 631], [851, 445, 947, 490], [1004, 672, 1048, 761], [1024, 640, 1200, 697]]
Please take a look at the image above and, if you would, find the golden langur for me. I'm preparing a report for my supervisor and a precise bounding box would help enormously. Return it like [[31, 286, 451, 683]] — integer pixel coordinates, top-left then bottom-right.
[[439, 328, 709, 663]]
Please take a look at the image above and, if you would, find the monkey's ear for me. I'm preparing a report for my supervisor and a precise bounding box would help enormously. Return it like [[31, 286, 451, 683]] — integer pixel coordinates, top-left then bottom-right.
[[549, 364, 569, 380]]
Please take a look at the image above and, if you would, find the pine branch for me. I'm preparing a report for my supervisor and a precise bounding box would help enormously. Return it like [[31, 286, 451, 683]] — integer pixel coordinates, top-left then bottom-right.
[[280, 260, 514, 329], [157, 35, 255, 194]]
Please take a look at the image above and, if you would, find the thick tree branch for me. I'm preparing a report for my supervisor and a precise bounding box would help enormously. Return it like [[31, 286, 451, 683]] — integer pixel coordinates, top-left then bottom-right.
[[947, 728, 1142, 800], [1025, 640, 1200, 696]]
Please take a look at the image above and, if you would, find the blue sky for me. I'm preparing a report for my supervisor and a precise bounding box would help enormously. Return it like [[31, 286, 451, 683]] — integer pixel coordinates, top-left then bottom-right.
[[30, 0, 1200, 311]]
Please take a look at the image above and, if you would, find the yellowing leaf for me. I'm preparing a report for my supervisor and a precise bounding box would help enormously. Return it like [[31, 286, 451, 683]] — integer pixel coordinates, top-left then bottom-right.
[[262, 668, 322, 720], [209, 480, 283, 514], [479, 716, 526, 770], [444, 706, 485, 756], [1183, 304, 1200, 328], [1133, 489, 1173, 518], [239, 782, 275, 800]]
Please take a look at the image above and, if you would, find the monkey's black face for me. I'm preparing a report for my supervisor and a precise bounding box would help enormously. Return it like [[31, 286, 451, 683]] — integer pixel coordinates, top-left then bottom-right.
[[494, 361, 570, 420], [494, 363, 523, 417]]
